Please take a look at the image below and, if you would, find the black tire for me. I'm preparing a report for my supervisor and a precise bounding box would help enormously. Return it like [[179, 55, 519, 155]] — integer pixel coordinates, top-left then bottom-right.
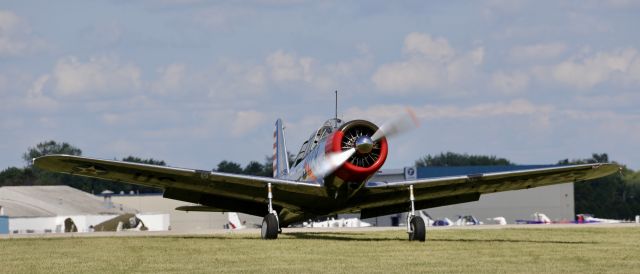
[[408, 216, 426, 242], [261, 213, 279, 240]]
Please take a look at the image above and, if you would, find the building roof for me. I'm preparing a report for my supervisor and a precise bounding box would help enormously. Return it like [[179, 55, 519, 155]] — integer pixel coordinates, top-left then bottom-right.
[[0, 185, 136, 217]]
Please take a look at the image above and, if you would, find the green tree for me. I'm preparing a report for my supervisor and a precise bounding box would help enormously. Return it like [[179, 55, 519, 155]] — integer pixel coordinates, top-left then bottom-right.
[[216, 161, 243, 174], [559, 154, 638, 219], [263, 156, 274, 177], [22, 140, 82, 166], [122, 156, 166, 166], [557, 153, 609, 165], [0, 167, 37, 186], [243, 161, 266, 176], [0, 141, 166, 194], [416, 152, 513, 167]]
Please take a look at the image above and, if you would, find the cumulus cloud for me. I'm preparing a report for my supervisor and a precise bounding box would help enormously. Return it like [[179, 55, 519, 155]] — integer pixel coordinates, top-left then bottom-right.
[[53, 56, 142, 96], [371, 32, 484, 94], [483, 0, 528, 16], [550, 48, 640, 89], [231, 110, 266, 136], [0, 10, 46, 56], [509, 42, 566, 62], [205, 49, 372, 96], [151, 63, 186, 94], [207, 61, 267, 99], [266, 50, 314, 83], [491, 70, 529, 95], [403, 32, 455, 60], [345, 100, 552, 122], [25, 74, 58, 110]]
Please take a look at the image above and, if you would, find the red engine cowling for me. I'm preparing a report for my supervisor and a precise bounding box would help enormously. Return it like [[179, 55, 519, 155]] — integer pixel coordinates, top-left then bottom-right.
[[325, 120, 388, 182]]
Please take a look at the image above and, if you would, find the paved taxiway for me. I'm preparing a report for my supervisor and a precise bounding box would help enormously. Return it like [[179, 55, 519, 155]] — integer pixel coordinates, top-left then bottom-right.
[[1, 223, 637, 239]]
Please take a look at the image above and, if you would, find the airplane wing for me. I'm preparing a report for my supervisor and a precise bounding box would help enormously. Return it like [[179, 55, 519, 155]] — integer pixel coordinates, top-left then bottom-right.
[[33, 155, 322, 217], [354, 163, 620, 218]]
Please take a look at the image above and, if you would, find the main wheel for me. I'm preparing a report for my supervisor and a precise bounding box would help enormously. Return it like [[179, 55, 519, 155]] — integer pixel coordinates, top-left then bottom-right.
[[261, 213, 279, 240], [408, 216, 426, 242]]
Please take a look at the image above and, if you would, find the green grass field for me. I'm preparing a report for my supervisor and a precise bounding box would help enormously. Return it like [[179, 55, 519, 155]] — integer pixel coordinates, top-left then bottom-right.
[[1, 227, 639, 273]]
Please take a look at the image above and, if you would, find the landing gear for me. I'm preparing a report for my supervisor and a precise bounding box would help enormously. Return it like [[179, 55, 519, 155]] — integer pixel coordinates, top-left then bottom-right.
[[406, 185, 426, 242], [408, 216, 426, 242], [261, 213, 278, 239], [261, 183, 280, 240]]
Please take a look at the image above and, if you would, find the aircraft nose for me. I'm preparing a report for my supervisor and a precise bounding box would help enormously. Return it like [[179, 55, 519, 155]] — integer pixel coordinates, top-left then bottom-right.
[[355, 136, 374, 154]]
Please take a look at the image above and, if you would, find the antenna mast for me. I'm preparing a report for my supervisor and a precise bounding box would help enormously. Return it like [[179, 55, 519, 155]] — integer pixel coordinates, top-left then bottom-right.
[[334, 90, 338, 121]]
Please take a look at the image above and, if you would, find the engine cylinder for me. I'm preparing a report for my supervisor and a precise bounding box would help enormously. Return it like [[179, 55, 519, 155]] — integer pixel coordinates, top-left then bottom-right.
[[326, 120, 388, 182]]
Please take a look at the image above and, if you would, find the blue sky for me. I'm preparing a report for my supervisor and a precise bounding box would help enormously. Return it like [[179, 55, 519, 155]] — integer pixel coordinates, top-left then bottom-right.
[[1, 0, 639, 171]]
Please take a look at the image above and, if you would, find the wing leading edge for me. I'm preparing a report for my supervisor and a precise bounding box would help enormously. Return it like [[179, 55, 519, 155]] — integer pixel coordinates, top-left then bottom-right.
[[33, 155, 323, 218], [355, 163, 620, 218]]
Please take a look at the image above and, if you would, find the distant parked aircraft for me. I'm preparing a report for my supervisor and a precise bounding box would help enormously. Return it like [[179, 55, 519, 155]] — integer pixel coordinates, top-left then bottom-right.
[[226, 212, 246, 229], [487, 217, 507, 225], [516, 212, 552, 224], [93, 214, 147, 231], [576, 214, 622, 224], [302, 217, 372, 228], [432, 218, 454, 226], [454, 215, 483, 226]]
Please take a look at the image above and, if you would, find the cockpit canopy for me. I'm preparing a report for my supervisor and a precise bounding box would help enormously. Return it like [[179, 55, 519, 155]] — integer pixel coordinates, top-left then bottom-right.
[[291, 118, 342, 167]]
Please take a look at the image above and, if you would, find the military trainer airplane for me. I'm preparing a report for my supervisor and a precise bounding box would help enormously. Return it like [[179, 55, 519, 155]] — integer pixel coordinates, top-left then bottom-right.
[[34, 109, 620, 241]]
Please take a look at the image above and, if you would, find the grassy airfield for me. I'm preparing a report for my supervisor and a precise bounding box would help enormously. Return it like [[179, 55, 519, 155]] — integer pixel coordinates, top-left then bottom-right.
[[1, 227, 639, 273]]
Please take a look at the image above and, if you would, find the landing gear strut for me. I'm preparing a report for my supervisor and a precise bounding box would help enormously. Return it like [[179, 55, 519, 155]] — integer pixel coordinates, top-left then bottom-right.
[[406, 185, 426, 242], [261, 183, 279, 240]]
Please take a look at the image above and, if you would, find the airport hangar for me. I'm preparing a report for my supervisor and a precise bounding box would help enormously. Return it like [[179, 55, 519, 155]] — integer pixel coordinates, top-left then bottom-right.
[[0, 165, 573, 233], [109, 165, 574, 230], [0, 185, 169, 234]]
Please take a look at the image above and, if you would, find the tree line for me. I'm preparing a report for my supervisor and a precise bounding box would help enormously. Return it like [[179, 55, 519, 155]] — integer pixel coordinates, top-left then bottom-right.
[[416, 152, 640, 220], [1, 141, 638, 219], [0, 141, 277, 194]]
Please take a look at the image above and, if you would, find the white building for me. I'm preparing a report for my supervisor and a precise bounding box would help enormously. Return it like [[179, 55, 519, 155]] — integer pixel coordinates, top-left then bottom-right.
[[0, 186, 169, 234], [111, 195, 261, 231]]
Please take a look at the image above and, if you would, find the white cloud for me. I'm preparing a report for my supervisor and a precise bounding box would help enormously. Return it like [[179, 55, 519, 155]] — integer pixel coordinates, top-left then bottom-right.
[[550, 48, 640, 89], [266, 50, 314, 83], [53, 56, 142, 96], [403, 32, 455, 60], [371, 32, 484, 94], [25, 74, 58, 110], [345, 99, 553, 122], [0, 10, 45, 56], [101, 113, 121, 125], [207, 61, 267, 99], [317, 50, 374, 92], [371, 59, 441, 91], [205, 49, 373, 95], [152, 63, 186, 94], [483, 0, 528, 16], [231, 110, 266, 136], [491, 70, 529, 95], [509, 42, 566, 62]]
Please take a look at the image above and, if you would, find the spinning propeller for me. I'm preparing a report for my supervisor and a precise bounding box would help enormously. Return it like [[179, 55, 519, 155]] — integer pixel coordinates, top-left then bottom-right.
[[311, 108, 419, 179]]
